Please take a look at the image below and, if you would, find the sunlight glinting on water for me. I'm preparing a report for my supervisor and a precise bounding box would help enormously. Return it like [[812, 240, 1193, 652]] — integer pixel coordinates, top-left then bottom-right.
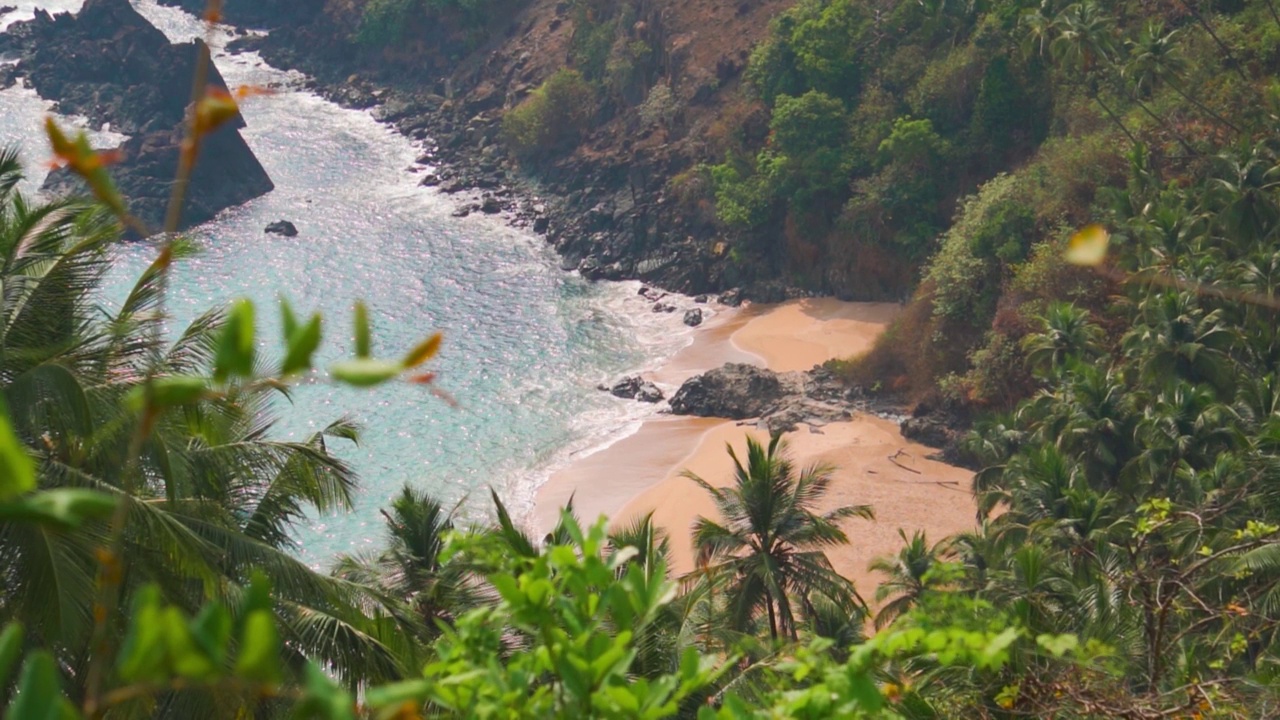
[[0, 0, 706, 565]]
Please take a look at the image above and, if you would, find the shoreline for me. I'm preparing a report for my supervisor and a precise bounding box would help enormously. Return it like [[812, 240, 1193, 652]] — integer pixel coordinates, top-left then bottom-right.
[[532, 298, 976, 590]]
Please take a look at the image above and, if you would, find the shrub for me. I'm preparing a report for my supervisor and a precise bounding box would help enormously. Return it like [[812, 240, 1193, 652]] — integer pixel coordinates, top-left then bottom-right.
[[502, 70, 595, 158]]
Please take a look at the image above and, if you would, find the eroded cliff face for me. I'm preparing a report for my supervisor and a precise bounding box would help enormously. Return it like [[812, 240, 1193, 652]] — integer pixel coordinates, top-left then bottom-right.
[[213, 0, 812, 301]]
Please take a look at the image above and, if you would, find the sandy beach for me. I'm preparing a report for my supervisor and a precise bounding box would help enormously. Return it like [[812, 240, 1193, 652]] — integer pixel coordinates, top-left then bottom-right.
[[533, 297, 975, 595]]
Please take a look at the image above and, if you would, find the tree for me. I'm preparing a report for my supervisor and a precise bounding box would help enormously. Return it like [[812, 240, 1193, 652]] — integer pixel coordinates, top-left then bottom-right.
[[686, 434, 872, 641], [869, 529, 952, 629], [0, 154, 409, 700], [1022, 301, 1104, 376]]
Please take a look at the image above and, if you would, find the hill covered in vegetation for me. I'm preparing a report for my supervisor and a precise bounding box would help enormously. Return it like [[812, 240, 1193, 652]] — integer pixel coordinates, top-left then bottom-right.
[[6, 0, 1280, 717]]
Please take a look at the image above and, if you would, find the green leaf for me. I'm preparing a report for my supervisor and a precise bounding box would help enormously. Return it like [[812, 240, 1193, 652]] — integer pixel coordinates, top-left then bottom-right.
[[235, 610, 282, 685], [0, 624, 24, 688], [281, 313, 322, 376], [402, 333, 442, 368], [0, 490, 117, 529], [280, 298, 299, 342], [117, 586, 167, 683], [163, 607, 218, 681], [354, 301, 371, 358], [6, 651, 76, 720], [214, 299, 256, 382], [0, 399, 35, 501], [125, 376, 209, 412], [329, 359, 401, 388], [294, 662, 356, 720], [845, 671, 884, 712], [191, 603, 233, 668]]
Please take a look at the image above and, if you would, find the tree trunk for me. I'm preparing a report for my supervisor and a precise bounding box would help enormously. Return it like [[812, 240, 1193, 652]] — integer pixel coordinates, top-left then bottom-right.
[[765, 594, 779, 640], [1175, 0, 1249, 82]]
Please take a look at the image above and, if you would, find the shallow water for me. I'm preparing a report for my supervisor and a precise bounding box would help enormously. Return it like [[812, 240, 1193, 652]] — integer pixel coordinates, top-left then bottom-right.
[[0, 0, 706, 564]]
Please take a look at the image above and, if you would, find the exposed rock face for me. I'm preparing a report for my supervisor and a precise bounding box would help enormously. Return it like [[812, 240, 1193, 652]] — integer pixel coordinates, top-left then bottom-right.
[[899, 396, 971, 454], [683, 308, 703, 327], [669, 363, 789, 419], [6, 0, 272, 234], [635, 382, 664, 403], [2, 0, 240, 135], [669, 364, 865, 433], [43, 123, 274, 233]]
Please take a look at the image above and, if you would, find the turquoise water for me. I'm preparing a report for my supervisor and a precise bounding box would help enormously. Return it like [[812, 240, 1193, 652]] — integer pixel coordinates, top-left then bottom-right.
[[0, 0, 707, 564]]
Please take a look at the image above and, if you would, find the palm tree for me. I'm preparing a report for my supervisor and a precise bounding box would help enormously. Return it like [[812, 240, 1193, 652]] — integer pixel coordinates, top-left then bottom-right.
[[1022, 301, 1104, 376], [685, 434, 873, 641], [1125, 22, 1241, 134], [0, 154, 408, 701], [869, 530, 952, 629], [332, 485, 478, 641]]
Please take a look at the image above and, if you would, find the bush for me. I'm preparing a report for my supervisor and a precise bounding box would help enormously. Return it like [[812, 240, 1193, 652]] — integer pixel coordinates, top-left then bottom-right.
[[502, 70, 595, 158]]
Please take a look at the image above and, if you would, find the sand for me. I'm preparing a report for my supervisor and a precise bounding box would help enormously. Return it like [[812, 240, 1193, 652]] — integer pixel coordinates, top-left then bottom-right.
[[532, 297, 976, 595]]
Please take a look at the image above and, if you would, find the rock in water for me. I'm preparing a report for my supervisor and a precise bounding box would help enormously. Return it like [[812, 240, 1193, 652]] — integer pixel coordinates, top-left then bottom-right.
[[6, 0, 242, 135], [683, 308, 703, 327], [265, 220, 298, 236], [635, 382, 664, 403], [43, 124, 274, 235], [608, 376, 643, 399], [13, 0, 273, 235]]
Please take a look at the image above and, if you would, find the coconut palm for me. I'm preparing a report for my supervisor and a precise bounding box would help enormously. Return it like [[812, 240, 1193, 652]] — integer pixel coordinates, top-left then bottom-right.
[[332, 485, 479, 644], [869, 530, 952, 629], [685, 434, 873, 641], [0, 154, 409, 700], [1022, 301, 1105, 376]]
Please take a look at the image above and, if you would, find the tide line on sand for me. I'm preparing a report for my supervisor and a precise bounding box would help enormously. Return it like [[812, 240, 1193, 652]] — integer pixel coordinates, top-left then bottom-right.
[[532, 297, 976, 592]]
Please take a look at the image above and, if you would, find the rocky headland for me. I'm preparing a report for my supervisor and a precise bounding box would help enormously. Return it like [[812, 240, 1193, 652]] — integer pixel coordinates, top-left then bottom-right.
[[0, 0, 273, 232]]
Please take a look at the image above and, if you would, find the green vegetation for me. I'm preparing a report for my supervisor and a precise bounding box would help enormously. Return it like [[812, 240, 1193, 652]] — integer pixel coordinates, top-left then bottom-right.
[[355, 0, 525, 48], [15, 0, 1280, 716], [501, 69, 596, 158]]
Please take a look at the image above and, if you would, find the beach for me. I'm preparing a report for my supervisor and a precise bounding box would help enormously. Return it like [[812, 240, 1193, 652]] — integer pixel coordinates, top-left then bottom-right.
[[533, 297, 976, 593]]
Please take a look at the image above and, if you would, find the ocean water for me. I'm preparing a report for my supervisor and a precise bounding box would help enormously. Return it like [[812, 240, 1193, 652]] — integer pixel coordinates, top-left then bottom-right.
[[0, 0, 708, 564]]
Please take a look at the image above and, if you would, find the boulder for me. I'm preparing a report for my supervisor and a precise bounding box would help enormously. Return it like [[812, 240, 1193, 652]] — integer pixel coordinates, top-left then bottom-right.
[[669, 363, 788, 419], [718, 288, 743, 307], [683, 308, 703, 327], [900, 416, 952, 448], [609, 376, 643, 399], [635, 382, 664, 403], [265, 220, 298, 236]]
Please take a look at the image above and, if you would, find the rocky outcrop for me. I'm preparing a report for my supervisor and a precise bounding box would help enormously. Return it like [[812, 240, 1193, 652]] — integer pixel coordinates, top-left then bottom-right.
[[899, 396, 972, 458], [6, 0, 272, 234], [683, 308, 703, 327], [43, 123, 274, 233], [669, 364, 867, 434]]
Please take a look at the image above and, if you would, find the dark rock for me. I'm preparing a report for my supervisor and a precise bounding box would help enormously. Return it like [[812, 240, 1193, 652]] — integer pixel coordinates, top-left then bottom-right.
[[900, 416, 952, 448], [669, 363, 787, 418], [694, 294, 709, 304], [264, 220, 298, 237], [43, 123, 273, 235], [719, 288, 743, 306], [532, 216, 550, 234], [451, 207, 471, 218], [17, 0, 272, 234], [636, 382, 664, 403], [7, 0, 242, 136], [683, 308, 703, 327], [480, 196, 502, 214], [419, 173, 441, 186], [652, 302, 676, 313], [609, 376, 643, 399]]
